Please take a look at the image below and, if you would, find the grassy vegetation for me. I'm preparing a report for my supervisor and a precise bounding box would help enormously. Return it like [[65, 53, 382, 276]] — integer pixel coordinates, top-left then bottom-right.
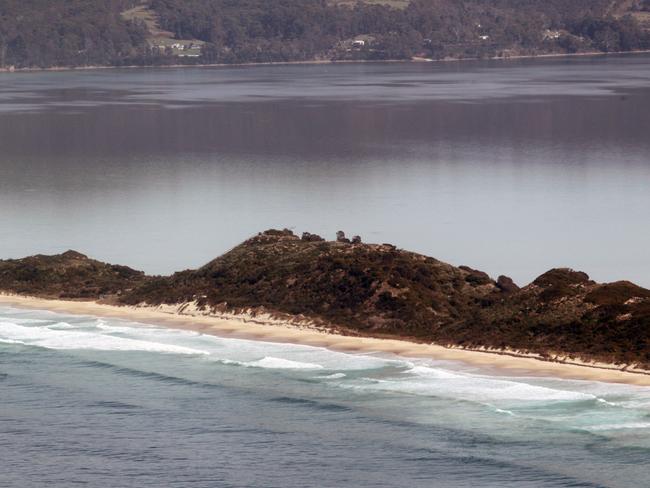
[[121, 3, 170, 37], [120, 230, 650, 368], [121, 229, 495, 337], [3, 230, 650, 368], [0, 251, 147, 299], [120, 2, 204, 55]]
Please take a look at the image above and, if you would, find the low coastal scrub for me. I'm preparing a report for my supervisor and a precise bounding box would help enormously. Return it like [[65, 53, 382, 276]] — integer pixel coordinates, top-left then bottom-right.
[[2, 229, 649, 369], [0, 250, 146, 299]]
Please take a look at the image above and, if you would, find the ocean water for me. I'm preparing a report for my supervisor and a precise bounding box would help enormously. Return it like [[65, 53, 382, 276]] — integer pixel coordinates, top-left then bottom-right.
[[2, 306, 650, 487]]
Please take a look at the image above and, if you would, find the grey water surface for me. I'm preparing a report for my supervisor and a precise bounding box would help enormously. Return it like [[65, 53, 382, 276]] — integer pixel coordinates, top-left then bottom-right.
[[1, 55, 649, 286], [2, 306, 650, 488]]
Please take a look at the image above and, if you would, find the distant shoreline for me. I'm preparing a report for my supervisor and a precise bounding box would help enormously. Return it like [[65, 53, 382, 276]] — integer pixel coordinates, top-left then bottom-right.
[[2, 293, 649, 386], [2, 49, 650, 74]]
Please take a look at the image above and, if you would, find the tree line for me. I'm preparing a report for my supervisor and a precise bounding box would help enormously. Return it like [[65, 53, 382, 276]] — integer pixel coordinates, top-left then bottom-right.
[[1, 0, 649, 69], [0, 0, 149, 68]]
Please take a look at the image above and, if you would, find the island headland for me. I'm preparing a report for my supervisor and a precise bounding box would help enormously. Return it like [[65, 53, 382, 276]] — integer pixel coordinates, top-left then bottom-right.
[[1, 229, 649, 383]]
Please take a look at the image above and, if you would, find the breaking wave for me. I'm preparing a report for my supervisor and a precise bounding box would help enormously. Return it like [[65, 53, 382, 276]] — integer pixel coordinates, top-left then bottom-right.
[[2, 306, 650, 433], [0, 321, 209, 355]]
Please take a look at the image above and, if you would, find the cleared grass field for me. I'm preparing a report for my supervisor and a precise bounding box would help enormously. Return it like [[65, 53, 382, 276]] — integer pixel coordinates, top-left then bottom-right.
[[121, 2, 204, 53], [631, 11, 650, 29], [121, 4, 174, 39]]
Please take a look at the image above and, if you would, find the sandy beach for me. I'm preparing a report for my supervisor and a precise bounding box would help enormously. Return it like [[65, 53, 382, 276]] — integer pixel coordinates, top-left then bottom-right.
[[2, 293, 649, 386]]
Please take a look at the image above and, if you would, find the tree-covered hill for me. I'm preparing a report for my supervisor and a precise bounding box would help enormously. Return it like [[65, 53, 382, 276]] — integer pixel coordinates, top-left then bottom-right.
[[0, 0, 148, 68], [0, 250, 146, 298], [1, 0, 649, 69], [117, 230, 650, 368], [3, 229, 650, 369]]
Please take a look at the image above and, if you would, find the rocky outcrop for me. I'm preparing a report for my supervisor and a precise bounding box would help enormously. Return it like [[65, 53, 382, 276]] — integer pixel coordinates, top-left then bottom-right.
[[496, 275, 520, 293], [336, 231, 351, 244], [301, 232, 324, 242]]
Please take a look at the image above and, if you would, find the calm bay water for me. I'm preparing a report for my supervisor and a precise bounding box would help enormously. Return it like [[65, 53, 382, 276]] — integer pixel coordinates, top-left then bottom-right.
[[2, 306, 650, 488], [1, 55, 649, 286]]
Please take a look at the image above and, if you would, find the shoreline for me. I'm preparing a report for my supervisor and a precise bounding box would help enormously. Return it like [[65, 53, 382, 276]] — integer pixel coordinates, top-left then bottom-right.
[[2, 293, 650, 386], [2, 49, 650, 74]]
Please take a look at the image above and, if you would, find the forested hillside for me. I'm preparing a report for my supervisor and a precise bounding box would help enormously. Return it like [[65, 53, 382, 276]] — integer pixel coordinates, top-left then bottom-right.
[[1, 0, 649, 69], [0, 0, 148, 68]]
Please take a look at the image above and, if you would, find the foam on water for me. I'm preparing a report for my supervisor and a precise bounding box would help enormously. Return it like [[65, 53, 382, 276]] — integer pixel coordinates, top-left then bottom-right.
[[208, 356, 326, 370], [3, 306, 650, 435], [95, 320, 201, 336], [494, 408, 516, 416], [245, 357, 324, 370], [613, 399, 650, 409], [351, 368, 596, 403], [45, 322, 80, 330], [0, 321, 209, 355], [584, 422, 650, 432], [0, 337, 25, 345], [0, 312, 392, 371], [407, 365, 466, 380], [318, 373, 347, 379]]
